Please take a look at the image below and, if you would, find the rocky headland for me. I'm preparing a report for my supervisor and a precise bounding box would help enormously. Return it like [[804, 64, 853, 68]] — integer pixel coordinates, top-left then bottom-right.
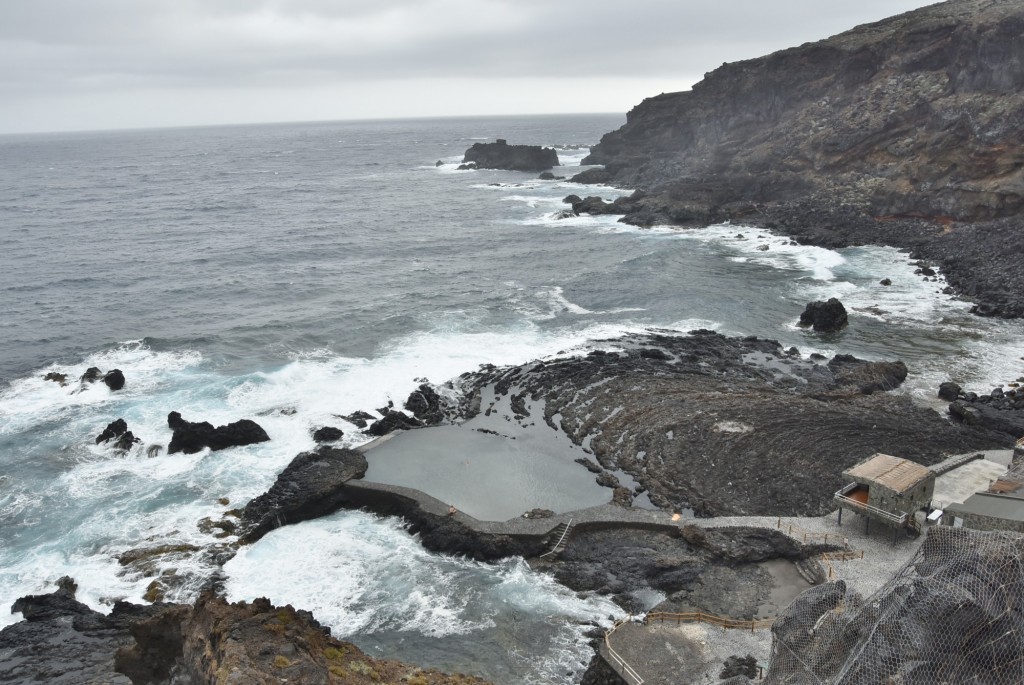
[[572, 0, 1024, 318], [0, 579, 490, 685]]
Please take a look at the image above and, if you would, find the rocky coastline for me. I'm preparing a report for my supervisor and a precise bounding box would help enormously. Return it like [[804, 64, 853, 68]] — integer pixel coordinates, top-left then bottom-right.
[[568, 0, 1024, 319]]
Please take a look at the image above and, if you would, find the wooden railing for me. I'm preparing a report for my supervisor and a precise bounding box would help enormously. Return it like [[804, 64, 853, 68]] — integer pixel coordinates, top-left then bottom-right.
[[604, 619, 644, 685], [645, 611, 775, 632], [775, 518, 841, 544]]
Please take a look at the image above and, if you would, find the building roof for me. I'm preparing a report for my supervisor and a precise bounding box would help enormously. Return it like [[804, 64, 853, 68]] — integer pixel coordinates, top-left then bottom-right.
[[947, 492, 1024, 523], [843, 453, 933, 493]]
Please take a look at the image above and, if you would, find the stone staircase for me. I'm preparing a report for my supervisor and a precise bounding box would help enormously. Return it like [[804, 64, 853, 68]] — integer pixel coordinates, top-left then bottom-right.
[[540, 519, 574, 559]]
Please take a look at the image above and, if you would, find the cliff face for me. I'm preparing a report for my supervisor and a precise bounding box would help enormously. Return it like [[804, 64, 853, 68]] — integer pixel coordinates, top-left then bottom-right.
[[584, 0, 1024, 223]]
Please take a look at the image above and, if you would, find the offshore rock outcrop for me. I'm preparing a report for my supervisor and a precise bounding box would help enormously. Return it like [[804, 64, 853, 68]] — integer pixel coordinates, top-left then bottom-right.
[[578, 0, 1024, 318], [166, 411, 270, 454], [451, 330, 1009, 517], [463, 139, 559, 171]]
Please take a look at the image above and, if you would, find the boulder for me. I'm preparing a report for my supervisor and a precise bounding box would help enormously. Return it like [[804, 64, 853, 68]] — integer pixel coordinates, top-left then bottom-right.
[[43, 371, 67, 386], [880, 278, 892, 286], [239, 445, 368, 544], [166, 411, 270, 454], [938, 381, 962, 401], [311, 426, 344, 443], [80, 367, 104, 383], [462, 139, 559, 172], [798, 298, 848, 332], [404, 383, 446, 425], [828, 355, 908, 394], [103, 370, 125, 391], [366, 409, 422, 436], [96, 418, 129, 444], [538, 171, 556, 180], [342, 410, 376, 429]]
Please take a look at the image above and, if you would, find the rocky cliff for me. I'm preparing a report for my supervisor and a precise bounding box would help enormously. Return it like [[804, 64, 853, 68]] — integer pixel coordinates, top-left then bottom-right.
[[579, 0, 1024, 317]]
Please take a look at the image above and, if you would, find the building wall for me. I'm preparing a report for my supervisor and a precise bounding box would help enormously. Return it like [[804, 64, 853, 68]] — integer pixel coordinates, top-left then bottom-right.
[[943, 510, 1024, 533]]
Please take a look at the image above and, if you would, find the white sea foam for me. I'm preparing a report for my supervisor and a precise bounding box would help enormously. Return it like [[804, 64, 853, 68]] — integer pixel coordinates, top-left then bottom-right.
[[0, 341, 203, 436], [224, 511, 622, 680]]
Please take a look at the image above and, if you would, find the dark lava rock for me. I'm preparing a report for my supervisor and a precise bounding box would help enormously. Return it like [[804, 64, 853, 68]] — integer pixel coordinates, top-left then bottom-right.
[[239, 445, 368, 544], [435, 160, 443, 167], [880, 278, 892, 286], [312, 425, 344, 443], [80, 367, 104, 383], [463, 139, 559, 172], [404, 383, 446, 425], [938, 381, 962, 401], [43, 371, 67, 386], [116, 593, 488, 685], [342, 410, 376, 428], [563, 193, 583, 205], [538, 171, 556, 180], [103, 369, 125, 391], [166, 411, 270, 454], [450, 330, 1007, 517], [457, 162, 476, 170], [827, 354, 908, 394], [366, 409, 423, 436], [96, 418, 130, 444], [0, 578, 167, 685], [113, 431, 140, 452], [522, 508, 555, 519], [578, 0, 1024, 319], [798, 298, 849, 332], [721, 654, 758, 680]]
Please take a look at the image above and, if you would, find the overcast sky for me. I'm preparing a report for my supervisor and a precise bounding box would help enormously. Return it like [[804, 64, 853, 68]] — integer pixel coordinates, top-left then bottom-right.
[[1, 0, 940, 134]]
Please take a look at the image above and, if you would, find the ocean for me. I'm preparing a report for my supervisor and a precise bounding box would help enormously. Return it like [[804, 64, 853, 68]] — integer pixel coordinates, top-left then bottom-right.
[[1, 113, 1022, 683]]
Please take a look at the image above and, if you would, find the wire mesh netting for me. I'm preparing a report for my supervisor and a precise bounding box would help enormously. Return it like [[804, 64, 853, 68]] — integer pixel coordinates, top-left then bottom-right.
[[763, 526, 1024, 684]]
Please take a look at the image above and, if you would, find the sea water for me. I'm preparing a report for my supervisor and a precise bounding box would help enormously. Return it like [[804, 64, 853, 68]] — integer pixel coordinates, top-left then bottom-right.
[[1, 114, 1022, 683]]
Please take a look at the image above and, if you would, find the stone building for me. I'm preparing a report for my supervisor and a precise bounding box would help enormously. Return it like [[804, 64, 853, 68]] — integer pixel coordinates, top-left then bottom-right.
[[834, 453, 935, 539]]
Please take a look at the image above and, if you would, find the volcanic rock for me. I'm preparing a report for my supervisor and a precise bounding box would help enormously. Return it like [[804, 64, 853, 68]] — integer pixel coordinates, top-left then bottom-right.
[[114, 593, 491, 685], [798, 298, 848, 332], [0, 578, 167, 685], [103, 369, 126, 391], [80, 367, 104, 383], [166, 411, 270, 454], [312, 426, 344, 443], [43, 371, 67, 386], [342, 410, 376, 428], [96, 418, 130, 444], [939, 381, 963, 401], [462, 139, 559, 172], [450, 330, 1007, 517], [577, 0, 1024, 319], [404, 383, 447, 425], [239, 445, 368, 544], [366, 409, 423, 436]]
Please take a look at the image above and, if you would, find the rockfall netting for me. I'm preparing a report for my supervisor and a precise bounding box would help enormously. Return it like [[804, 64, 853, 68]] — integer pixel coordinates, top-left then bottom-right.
[[763, 526, 1024, 685]]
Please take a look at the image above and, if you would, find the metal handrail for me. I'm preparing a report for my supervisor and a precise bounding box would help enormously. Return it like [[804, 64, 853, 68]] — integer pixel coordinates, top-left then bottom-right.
[[833, 486, 908, 525], [539, 518, 573, 558], [604, 619, 645, 685]]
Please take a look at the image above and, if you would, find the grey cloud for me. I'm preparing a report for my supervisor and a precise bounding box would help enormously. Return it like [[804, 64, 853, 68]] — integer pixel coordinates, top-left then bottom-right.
[[0, 0, 938, 131]]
